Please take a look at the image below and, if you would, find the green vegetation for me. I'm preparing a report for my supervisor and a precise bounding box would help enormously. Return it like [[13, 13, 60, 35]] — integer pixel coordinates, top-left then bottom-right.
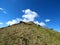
[[0, 21, 60, 45]]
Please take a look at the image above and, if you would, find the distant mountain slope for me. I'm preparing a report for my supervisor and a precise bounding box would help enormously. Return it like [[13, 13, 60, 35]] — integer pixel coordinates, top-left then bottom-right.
[[0, 21, 60, 45]]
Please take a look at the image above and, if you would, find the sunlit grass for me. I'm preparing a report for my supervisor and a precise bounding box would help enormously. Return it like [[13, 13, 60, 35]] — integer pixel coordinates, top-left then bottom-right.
[[0, 21, 60, 45]]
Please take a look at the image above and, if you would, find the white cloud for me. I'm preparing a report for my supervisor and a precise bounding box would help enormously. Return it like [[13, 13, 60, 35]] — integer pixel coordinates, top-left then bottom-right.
[[6, 9, 47, 27], [22, 9, 46, 26], [45, 19, 50, 22], [34, 21, 46, 27], [0, 8, 4, 10], [39, 22, 46, 26], [0, 23, 3, 25], [6, 18, 21, 25], [22, 9, 38, 22], [21, 18, 29, 22], [6, 9, 38, 25], [6, 20, 17, 25], [0, 8, 7, 14]]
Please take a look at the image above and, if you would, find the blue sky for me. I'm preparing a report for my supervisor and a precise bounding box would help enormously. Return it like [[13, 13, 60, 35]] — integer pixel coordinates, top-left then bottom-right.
[[0, 0, 60, 32]]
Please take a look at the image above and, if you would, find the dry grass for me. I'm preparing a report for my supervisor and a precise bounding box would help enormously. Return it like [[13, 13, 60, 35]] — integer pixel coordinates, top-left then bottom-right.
[[0, 21, 60, 45]]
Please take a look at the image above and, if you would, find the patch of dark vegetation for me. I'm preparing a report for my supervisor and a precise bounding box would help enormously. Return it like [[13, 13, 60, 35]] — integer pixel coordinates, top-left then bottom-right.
[[20, 21, 27, 24]]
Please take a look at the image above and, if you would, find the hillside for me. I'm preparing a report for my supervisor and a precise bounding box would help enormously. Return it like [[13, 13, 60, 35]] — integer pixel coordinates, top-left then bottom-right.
[[0, 21, 60, 45]]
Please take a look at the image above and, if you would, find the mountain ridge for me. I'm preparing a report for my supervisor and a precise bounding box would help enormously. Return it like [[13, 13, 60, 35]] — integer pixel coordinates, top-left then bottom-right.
[[0, 21, 60, 45]]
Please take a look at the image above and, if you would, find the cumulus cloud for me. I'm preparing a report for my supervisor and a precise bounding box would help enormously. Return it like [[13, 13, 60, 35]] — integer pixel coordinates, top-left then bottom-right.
[[34, 21, 46, 26], [21, 18, 29, 22], [39, 22, 46, 26], [22, 9, 38, 22], [45, 19, 50, 22], [6, 9, 47, 27], [6, 9, 38, 25], [6, 18, 21, 25], [0, 8, 7, 14]]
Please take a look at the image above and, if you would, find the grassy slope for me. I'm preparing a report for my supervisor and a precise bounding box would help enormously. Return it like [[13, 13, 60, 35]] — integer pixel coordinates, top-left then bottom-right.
[[0, 22, 60, 45]]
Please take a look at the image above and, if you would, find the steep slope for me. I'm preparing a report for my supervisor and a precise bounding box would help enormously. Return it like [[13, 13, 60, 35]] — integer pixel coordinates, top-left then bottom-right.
[[0, 21, 60, 45]]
